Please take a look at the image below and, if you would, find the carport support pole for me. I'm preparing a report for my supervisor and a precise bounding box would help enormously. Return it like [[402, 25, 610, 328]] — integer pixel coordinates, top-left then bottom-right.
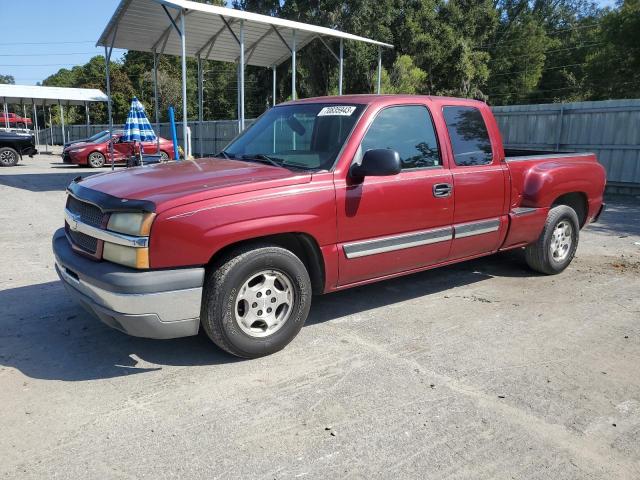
[[272, 65, 276, 107], [338, 39, 343, 96], [58, 100, 66, 146], [239, 21, 245, 131], [291, 30, 296, 100], [48, 106, 53, 153], [197, 55, 203, 156], [180, 10, 188, 158], [377, 46, 382, 94], [153, 51, 160, 156], [104, 45, 115, 171], [85, 102, 90, 138], [32, 101, 39, 147], [3, 102, 8, 129]]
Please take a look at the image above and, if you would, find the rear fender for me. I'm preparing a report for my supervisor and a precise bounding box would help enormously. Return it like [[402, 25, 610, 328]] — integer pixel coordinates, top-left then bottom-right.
[[521, 162, 599, 207]]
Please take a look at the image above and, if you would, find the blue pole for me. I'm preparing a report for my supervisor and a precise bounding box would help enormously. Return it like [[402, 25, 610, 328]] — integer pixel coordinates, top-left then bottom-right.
[[168, 106, 179, 160]]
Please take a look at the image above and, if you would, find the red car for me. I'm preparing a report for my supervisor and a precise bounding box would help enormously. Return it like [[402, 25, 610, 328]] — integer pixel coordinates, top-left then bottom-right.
[[62, 132, 174, 168], [0, 112, 32, 128], [53, 94, 606, 358]]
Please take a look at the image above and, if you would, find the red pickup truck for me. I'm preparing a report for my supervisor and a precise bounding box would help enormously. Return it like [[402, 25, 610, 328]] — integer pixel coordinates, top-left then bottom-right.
[[0, 112, 32, 128], [53, 95, 606, 358]]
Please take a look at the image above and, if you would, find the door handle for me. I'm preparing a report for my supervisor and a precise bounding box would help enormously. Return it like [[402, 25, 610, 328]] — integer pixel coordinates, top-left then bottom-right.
[[433, 183, 453, 198]]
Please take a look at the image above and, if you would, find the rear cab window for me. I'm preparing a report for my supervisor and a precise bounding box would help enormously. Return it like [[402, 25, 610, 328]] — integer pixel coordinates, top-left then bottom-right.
[[443, 106, 493, 166]]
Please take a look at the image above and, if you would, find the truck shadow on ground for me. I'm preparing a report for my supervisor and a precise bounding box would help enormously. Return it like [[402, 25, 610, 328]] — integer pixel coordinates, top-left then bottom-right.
[[0, 251, 533, 382], [588, 196, 640, 237]]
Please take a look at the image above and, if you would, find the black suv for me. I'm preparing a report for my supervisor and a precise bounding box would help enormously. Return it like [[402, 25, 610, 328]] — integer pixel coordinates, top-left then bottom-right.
[[0, 130, 38, 166]]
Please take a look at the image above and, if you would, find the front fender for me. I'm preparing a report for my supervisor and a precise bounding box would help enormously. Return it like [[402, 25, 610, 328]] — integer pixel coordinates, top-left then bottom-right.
[[148, 182, 337, 269]]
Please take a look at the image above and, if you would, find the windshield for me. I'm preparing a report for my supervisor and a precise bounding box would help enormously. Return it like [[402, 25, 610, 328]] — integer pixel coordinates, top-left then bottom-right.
[[223, 103, 365, 170], [94, 133, 112, 144], [88, 130, 109, 141]]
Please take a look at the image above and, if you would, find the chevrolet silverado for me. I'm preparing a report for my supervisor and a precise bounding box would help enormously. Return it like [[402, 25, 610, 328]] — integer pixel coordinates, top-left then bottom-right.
[[52, 95, 606, 358]]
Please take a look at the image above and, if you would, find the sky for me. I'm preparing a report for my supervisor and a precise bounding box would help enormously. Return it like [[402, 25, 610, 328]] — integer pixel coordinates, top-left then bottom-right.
[[0, 0, 619, 86]]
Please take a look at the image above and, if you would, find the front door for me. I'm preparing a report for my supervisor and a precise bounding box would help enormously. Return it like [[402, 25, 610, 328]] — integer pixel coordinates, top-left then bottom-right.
[[442, 105, 508, 259], [110, 138, 135, 163], [336, 104, 454, 286]]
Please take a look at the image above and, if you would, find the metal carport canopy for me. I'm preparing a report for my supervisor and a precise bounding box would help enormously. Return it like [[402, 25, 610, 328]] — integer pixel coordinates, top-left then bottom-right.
[[0, 84, 108, 146], [97, 0, 393, 160], [96, 0, 393, 68], [0, 84, 107, 106]]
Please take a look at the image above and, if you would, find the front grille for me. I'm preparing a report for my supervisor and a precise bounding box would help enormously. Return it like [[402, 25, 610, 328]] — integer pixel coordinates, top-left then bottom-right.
[[67, 228, 98, 254], [66, 195, 106, 256], [67, 196, 105, 228]]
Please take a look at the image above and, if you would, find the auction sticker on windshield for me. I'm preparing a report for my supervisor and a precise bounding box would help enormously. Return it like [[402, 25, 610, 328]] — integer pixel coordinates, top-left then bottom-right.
[[318, 106, 357, 116]]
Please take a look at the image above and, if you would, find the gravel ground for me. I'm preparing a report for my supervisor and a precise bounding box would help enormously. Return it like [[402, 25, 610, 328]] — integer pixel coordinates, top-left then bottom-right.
[[1, 153, 639, 479]]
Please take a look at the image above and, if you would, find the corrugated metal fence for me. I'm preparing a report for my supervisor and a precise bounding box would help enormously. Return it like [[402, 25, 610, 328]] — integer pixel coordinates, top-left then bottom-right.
[[39, 99, 640, 186], [40, 119, 255, 157], [492, 99, 640, 186]]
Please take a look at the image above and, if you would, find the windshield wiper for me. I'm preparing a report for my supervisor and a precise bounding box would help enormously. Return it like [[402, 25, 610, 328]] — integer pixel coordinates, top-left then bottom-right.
[[216, 150, 233, 159], [240, 153, 285, 169]]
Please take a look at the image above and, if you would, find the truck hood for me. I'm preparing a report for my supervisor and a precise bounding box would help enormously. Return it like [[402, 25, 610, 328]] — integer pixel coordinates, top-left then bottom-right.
[[77, 158, 312, 212]]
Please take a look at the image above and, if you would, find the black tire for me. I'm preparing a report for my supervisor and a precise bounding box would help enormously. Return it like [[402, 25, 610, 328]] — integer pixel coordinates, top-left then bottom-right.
[[87, 151, 106, 168], [201, 244, 312, 358], [0, 147, 19, 167], [525, 205, 580, 275], [160, 151, 170, 162]]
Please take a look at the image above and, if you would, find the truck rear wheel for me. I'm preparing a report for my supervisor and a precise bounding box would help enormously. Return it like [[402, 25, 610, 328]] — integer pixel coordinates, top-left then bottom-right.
[[0, 147, 19, 167], [525, 205, 580, 275], [201, 244, 312, 358]]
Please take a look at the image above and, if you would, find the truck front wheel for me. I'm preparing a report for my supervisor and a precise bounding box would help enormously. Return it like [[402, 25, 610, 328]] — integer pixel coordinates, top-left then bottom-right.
[[525, 205, 580, 275], [201, 244, 312, 358]]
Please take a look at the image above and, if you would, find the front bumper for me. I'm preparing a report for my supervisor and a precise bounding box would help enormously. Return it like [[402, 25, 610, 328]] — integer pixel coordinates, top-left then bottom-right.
[[52, 228, 204, 339]]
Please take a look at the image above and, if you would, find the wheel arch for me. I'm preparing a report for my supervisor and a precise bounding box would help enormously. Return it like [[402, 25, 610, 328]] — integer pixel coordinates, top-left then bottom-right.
[[551, 192, 588, 227], [206, 232, 325, 295]]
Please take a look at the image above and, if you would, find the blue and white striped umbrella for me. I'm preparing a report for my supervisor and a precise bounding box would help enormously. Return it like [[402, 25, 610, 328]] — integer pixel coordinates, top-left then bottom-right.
[[122, 97, 156, 142]]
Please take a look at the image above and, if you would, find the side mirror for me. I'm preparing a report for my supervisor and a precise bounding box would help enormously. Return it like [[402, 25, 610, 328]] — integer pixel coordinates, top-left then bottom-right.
[[350, 149, 401, 179]]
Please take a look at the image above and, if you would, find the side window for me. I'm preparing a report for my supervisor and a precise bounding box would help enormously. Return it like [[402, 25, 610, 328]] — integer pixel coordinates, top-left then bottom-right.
[[443, 106, 493, 166], [360, 105, 441, 169]]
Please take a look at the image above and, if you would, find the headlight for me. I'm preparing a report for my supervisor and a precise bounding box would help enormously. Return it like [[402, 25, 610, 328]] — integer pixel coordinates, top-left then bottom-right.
[[104, 212, 155, 269], [107, 212, 155, 236], [103, 242, 149, 269]]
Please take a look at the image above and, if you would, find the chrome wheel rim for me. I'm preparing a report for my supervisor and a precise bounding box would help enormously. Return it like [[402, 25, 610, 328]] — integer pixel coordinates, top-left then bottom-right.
[[234, 269, 295, 338], [89, 152, 104, 167], [160, 152, 169, 162], [550, 220, 572, 262], [0, 150, 16, 165]]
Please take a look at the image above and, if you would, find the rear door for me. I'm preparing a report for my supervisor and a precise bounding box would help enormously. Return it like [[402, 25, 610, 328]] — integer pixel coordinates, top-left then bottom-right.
[[442, 104, 509, 259], [335, 103, 454, 286]]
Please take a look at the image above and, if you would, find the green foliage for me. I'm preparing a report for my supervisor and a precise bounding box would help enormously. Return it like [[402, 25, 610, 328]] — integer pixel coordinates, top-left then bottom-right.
[[381, 55, 428, 94], [585, 0, 640, 99], [0, 74, 15, 84], [21, 0, 639, 128]]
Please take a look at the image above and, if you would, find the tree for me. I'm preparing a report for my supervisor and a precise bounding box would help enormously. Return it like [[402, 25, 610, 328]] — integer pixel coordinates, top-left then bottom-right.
[[0, 74, 15, 85], [26, 0, 639, 126], [486, 14, 550, 104], [381, 55, 427, 94], [584, 0, 640, 99]]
